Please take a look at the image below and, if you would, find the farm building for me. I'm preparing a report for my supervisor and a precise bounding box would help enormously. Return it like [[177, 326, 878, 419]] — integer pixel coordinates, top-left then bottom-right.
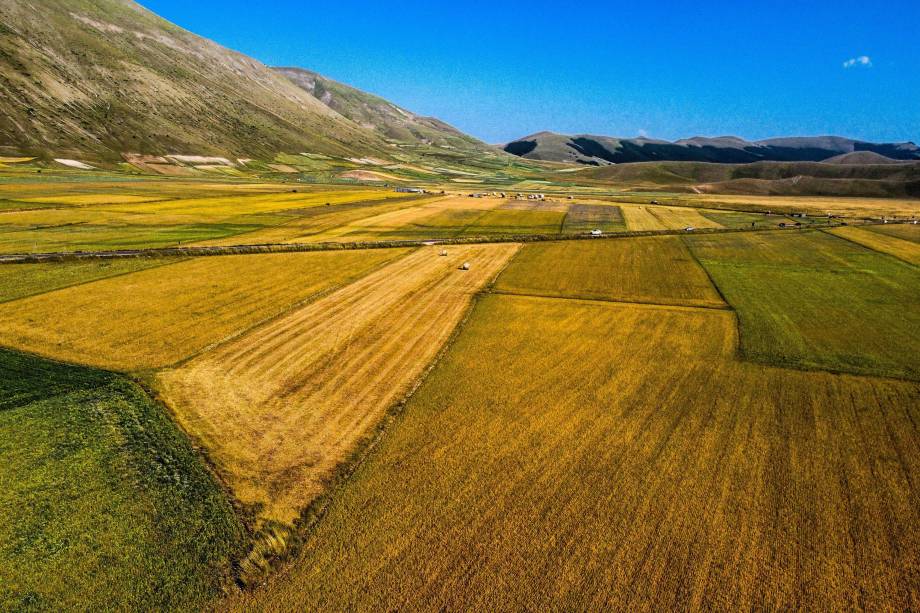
[[395, 187, 424, 193]]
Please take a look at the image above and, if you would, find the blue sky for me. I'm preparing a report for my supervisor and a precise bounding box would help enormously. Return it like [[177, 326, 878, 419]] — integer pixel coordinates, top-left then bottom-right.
[[140, 0, 919, 144]]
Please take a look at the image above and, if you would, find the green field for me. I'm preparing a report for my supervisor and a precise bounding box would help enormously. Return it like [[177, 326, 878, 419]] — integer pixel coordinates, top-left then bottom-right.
[[687, 231, 920, 379], [0, 349, 245, 611], [0, 257, 176, 303], [495, 236, 725, 307]]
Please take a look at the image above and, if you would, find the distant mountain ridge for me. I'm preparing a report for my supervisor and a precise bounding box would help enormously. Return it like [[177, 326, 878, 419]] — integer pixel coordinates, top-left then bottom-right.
[[274, 67, 489, 152], [504, 131, 920, 165]]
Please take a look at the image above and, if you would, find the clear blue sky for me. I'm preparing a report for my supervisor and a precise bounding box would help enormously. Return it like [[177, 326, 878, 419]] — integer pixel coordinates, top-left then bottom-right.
[[140, 0, 919, 144]]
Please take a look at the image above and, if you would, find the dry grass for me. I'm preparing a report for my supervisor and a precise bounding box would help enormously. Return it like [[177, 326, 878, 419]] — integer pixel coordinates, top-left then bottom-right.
[[156, 244, 519, 525], [495, 236, 726, 307], [828, 226, 920, 265], [236, 294, 920, 611], [0, 250, 406, 370]]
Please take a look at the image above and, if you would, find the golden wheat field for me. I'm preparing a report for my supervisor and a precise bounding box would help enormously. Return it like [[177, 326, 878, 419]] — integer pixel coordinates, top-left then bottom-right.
[[0, 250, 406, 370], [495, 236, 726, 307], [236, 292, 920, 611], [156, 244, 518, 525], [828, 225, 920, 265]]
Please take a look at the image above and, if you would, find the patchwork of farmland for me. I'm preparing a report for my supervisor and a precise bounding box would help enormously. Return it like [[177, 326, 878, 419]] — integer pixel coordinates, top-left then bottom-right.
[[237, 292, 920, 611], [156, 244, 518, 525], [0, 175, 917, 611], [0, 183, 418, 253], [0, 249, 406, 370]]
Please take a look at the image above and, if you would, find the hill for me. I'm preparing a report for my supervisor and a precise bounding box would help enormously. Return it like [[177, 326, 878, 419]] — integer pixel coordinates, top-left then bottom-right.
[[0, 0, 396, 161], [274, 67, 489, 152], [823, 151, 904, 165], [580, 159, 920, 197], [504, 132, 920, 165]]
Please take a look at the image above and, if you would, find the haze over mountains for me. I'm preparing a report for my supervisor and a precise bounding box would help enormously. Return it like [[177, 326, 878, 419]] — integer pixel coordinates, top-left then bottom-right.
[[504, 132, 920, 165]]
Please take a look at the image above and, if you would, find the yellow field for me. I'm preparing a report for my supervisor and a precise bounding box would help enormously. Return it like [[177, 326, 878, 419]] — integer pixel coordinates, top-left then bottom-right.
[[676, 194, 920, 218], [867, 222, 920, 244], [196, 196, 434, 246], [306, 196, 502, 241], [620, 205, 666, 230], [495, 236, 726, 307], [646, 206, 724, 229], [17, 195, 168, 206], [157, 244, 518, 525], [0, 250, 407, 370], [237, 293, 920, 611], [620, 204, 723, 231], [829, 225, 920, 265], [0, 187, 420, 253]]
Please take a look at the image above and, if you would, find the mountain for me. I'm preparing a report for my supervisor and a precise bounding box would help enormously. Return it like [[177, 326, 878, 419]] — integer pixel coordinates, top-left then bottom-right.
[[0, 0, 435, 161], [821, 151, 905, 165], [576, 159, 920, 198], [274, 67, 488, 152], [504, 132, 920, 165]]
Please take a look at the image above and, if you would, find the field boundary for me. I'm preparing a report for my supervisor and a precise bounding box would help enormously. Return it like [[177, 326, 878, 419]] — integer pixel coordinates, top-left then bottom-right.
[[229, 246, 519, 588], [820, 226, 920, 268], [0, 222, 871, 264], [490, 289, 732, 312]]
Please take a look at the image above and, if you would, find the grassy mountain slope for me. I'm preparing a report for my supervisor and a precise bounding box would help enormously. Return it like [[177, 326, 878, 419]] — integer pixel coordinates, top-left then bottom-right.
[[275, 67, 488, 152], [0, 0, 388, 161]]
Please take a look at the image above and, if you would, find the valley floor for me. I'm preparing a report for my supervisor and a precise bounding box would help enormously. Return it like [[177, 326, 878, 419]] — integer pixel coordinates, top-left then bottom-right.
[[0, 178, 918, 610]]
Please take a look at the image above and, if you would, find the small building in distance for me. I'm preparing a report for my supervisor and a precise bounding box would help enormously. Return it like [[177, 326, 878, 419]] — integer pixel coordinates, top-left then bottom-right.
[[395, 187, 424, 194]]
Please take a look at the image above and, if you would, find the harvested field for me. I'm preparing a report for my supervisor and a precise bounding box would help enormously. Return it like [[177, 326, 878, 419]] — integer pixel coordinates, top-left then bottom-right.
[[561, 203, 626, 233], [688, 231, 920, 379], [156, 244, 519, 525], [0, 250, 406, 370], [237, 294, 920, 611], [829, 226, 920, 265], [495, 236, 725, 307]]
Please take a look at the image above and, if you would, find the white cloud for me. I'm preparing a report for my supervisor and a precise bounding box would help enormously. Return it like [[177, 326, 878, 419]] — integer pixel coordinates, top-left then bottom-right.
[[637, 129, 649, 138], [843, 55, 872, 69]]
